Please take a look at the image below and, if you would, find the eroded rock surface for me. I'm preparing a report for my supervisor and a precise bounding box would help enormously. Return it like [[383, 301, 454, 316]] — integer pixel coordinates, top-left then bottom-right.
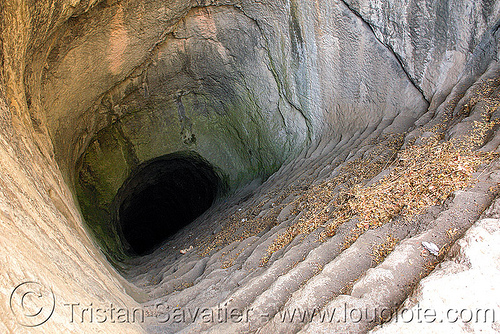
[[372, 207, 500, 334], [1, 0, 500, 333]]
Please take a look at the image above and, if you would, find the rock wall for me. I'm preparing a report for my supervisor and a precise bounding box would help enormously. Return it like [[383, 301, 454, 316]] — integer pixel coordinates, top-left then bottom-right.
[[0, 68, 144, 333], [1, 0, 499, 333], [344, 0, 500, 103], [36, 0, 430, 259]]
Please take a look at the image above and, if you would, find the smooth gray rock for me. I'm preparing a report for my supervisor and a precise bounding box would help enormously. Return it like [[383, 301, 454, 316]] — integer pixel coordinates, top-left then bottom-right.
[[1, 0, 500, 333]]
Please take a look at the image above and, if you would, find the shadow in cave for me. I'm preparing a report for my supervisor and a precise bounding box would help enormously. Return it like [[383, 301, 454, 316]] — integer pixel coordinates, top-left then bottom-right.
[[114, 151, 224, 256]]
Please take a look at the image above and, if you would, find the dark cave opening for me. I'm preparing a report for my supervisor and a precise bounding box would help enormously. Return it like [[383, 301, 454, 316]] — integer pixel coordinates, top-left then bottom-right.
[[114, 152, 224, 256]]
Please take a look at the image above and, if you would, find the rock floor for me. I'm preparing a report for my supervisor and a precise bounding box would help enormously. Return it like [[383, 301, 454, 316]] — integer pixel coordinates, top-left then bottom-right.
[[124, 73, 500, 333]]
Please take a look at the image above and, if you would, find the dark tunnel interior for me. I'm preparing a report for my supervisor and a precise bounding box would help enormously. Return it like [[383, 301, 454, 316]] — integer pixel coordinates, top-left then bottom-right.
[[114, 152, 224, 256]]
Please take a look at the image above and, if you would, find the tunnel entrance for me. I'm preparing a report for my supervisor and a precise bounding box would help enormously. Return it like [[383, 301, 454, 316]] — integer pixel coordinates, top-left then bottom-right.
[[114, 152, 223, 256]]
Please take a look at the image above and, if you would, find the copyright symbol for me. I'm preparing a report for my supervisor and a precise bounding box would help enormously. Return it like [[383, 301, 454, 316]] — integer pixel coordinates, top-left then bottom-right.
[[10, 281, 55, 327]]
